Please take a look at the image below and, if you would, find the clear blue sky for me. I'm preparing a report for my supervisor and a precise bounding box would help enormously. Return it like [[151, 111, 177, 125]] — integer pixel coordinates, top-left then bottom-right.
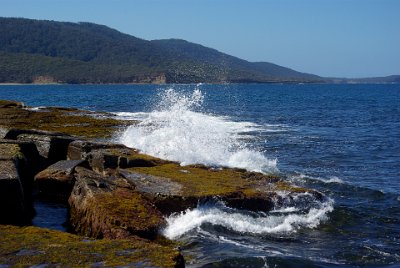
[[1, 0, 399, 78]]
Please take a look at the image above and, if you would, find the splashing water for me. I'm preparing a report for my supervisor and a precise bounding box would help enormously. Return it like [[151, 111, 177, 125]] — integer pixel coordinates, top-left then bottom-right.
[[119, 88, 277, 173], [118, 87, 334, 246], [163, 197, 334, 239]]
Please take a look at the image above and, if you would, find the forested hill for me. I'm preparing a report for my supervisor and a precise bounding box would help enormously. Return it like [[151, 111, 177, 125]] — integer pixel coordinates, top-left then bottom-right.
[[0, 17, 323, 84]]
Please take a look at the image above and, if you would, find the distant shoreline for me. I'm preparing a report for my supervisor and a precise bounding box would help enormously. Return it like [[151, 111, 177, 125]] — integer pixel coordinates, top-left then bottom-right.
[[1, 81, 399, 86], [0, 83, 62, 86], [1, 18, 399, 86], [0, 81, 323, 86]]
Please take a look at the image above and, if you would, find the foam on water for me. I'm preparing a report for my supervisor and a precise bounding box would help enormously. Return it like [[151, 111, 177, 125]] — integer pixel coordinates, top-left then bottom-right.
[[163, 198, 334, 240], [119, 88, 277, 173], [112, 112, 148, 121], [24, 106, 47, 111], [292, 173, 344, 184]]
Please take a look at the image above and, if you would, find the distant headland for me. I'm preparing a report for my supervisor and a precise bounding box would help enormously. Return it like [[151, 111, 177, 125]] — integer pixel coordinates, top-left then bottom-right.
[[0, 17, 398, 84]]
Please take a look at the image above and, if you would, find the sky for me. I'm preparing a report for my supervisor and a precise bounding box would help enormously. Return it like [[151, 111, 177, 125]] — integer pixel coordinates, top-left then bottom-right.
[[1, 0, 399, 78]]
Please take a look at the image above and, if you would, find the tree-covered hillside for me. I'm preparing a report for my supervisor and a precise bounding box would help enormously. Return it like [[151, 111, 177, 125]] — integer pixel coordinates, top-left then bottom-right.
[[0, 17, 323, 84]]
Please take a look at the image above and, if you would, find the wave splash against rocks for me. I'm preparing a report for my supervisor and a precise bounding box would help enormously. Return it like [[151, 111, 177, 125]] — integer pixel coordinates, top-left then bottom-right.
[[119, 87, 277, 173], [118, 88, 333, 255], [163, 194, 334, 239]]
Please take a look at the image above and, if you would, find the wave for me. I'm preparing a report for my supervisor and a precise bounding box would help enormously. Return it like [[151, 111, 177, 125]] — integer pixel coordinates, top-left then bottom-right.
[[112, 111, 148, 121], [24, 106, 47, 111], [118, 87, 277, 173], [163, 197, 334, 240], [291, 173, 344, 184]]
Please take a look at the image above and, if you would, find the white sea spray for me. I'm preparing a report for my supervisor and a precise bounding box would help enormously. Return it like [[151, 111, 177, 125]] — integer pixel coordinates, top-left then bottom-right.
[[119, 87, 277, 173]]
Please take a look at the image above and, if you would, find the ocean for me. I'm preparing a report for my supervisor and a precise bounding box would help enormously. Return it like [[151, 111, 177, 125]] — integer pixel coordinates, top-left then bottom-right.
[[1, 83, 399, 267]]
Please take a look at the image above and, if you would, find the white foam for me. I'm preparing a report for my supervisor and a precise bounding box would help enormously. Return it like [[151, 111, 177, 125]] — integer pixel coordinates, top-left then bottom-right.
[[112, 112, 147, 121], [163, 200, 334, 239], [270, 207, 299, 213], [119, 88, 277, 173], [326, 176, 344, 183], [292, 173, 344, 184], [24, 106, 46, 111]]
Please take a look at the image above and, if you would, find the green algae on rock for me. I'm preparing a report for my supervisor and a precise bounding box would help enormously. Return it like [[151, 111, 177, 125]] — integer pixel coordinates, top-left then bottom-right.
[[0, 225, 183, 267], [127, 163, 304, 196], [121, 163, 320, 214], [69, 167, 165, 240], [0, 100, 133, 139]]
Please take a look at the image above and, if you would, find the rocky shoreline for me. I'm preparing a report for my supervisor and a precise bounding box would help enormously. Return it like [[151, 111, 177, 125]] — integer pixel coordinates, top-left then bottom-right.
[[0, 100, 321, 267]]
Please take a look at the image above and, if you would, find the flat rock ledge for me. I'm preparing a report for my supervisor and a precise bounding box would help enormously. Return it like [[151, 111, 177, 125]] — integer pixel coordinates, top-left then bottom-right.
[[0, 99, 323, 267], [0, 225, 183, 267]]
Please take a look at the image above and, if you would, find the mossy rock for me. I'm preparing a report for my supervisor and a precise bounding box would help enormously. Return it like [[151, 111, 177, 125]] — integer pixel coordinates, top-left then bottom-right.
[[128, 163, 281, 197], [69, 167, 165, 240], [0, 100, 24, 109], [0, 143, 25, 160], [93, 188, 166, 237], [0, 103, 133, 139], [0, 225, 184, 267], [122, 163, 317, 214]]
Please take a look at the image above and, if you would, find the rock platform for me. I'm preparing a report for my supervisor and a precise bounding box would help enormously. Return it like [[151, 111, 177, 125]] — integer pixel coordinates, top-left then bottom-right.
[[0, 99, 321, 267]]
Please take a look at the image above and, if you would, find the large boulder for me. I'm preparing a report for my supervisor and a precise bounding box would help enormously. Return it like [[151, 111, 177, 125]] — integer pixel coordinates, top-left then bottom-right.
[[68, 167, 165, 240], [34, 159, 86, 200], [119, 169, 198, 214]]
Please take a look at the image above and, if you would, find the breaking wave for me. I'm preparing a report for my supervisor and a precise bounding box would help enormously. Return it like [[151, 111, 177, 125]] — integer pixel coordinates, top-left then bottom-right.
[[119, 87, 277, 173], [163, 196, 334, 240], [291, 173, 344, 184]]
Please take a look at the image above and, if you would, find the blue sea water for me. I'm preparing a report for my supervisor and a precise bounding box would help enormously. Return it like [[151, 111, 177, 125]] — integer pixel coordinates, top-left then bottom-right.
[[1, 83, 399, 267]]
